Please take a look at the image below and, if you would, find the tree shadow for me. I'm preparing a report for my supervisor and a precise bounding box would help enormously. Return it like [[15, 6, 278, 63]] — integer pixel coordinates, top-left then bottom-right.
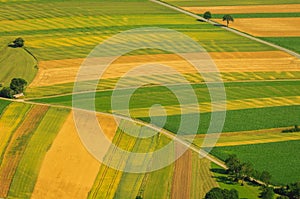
[[210, 168, 227, 174]]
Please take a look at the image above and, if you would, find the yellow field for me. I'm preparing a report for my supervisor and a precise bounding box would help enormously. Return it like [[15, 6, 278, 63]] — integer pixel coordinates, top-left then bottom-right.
[[31, 112, 117, 199], [182, 4, 300, 14], [215, 18, 300, 37], [185, 128, 300, 148], [29, 51, 299, 87], [123, 96, 300, 117]]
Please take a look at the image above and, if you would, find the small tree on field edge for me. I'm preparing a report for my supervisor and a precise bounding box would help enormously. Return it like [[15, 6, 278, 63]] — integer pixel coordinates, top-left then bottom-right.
[[222, 14, 234, 27], [203, 11, 212, 20]]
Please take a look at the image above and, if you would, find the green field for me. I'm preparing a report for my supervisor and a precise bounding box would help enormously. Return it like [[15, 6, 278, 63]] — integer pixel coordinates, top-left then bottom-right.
[[210, 140, 300, 185], [0, 100, 11, 115], [142, 105, 300, 134], [31, 80, 300, 111], [164, 0, 299, 6], [0, 41, 37, 87], [261, 37, 300, 54], [7, 107, 69, 199]]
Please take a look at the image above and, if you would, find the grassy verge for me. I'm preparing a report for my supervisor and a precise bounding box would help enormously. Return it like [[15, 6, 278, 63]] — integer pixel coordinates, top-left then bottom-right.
[[211, 163, 261, 199]]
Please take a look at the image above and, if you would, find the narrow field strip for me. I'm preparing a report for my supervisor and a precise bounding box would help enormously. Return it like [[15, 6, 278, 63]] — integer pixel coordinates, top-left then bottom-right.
[[190, 153, 218, 199], [0, 105, 48, 198], [124, 96, 300, 117], [31, 112, 116, 199], [0, 100, 11, 116], [0, 103, 31, 161], [88, 127, 137, 199], [171, 145, 192, 199], [181, 4, 300, 14], [7, 107, 70, 199], [114, 134, 158, 198], [189, 128, 300, 147], [142, 135, 174, 199], [28, 51, 299, 89]]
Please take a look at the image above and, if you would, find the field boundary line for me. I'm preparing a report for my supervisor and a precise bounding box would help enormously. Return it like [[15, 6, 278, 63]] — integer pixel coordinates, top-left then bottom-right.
[[150, 0, 300, 59]]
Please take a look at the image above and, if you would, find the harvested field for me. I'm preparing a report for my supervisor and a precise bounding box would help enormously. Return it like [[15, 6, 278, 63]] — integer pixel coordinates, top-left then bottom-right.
[[215, 18, 300, 37], [31, 112, 115, 199], [0, 105, 48, 198], [171, 144, 192, 199], [182, 4, 300, 14], [29, 51, 299, 88]]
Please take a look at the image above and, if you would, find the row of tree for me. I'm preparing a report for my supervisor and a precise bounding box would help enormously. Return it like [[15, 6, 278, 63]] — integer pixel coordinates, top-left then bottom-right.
[[202, 11, 234, 27], [205, 187, 239, 199], [225, 154, 272, 186], [0, 78, 27, 98]]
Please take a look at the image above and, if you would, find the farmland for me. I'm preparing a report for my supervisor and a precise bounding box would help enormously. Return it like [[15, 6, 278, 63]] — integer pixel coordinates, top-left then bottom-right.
[[210, 140, 300, 185], [0, 0, 299, 198], [0, 40, 37, 86]]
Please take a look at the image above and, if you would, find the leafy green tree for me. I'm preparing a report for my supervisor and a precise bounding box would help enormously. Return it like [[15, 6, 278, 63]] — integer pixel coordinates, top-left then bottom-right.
[[10, 78, 27, 94], [135, 196, 142, 199], [225, 154, 241, 180], [222, 189, 239, 199], [222, 14, 234, 27], [261, 187, 274, 199], [289, 181, 300, 199], [239, 162, 254, 185], [276, 196, 289, 199], [205, 187, 224, 199], [260, 171, 272, 186], [0, 87, 14, 98], [13, 37, 24, 47], [203, 11, 212, 20]]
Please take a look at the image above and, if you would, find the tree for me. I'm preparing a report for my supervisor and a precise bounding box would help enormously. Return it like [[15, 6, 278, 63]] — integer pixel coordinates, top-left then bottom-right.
[[276, 196, 289, 199], [289, 181, 300, 199], [222, 14, 234, 27], [225, 154, 241, 180], [261, 187, 275, 199], [0, 87, 14, 98], [260, 171, 272, 186], [13, 37, 24, 47], [10, 78, 27, 94], [222, 189, 239, 199], [135, 196, 142, 199], [205, 187, 224, 199], [239, 162, 254, 185], [203, 11, 212, 20]]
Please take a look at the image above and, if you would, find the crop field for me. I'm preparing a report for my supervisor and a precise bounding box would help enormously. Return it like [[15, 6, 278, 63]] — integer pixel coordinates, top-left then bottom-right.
[[31, 113, 116, 199], [0, 0, 299, 198], [0, 100, 10, 115], [210, 140, 300, 185], [182, 4, 300, 14], [164, 0, 299, 6], [0, 103, 31, 160], [0, 105, 48, 197], [7, 107, 69, 199], [189, 127, 300, 148]]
